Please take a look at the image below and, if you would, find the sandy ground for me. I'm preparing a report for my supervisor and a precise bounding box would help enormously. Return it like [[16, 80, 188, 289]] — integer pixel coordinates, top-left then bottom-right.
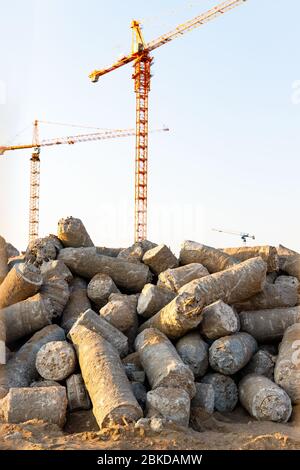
[[0, 405, 300, 451]]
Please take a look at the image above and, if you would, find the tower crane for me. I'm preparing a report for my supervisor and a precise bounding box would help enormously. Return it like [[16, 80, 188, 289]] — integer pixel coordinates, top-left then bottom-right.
[[0, 121, 168, 243], [212, 228, 255, 244], [90, 0, 248, 242]]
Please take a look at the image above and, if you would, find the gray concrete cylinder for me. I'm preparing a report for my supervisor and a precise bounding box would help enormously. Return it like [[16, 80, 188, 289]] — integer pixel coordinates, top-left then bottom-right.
[[179, 257, 267, 306], [117, 243, 144, 264], [139, 291, 205, 340], [58, 247, 150, 293], [0, 325, 65, 398], [30, 380, 62, 388], [57, 216, 94, 248], [66, 373, 91, 411], [274, 323, 300, 404], [142, 244, 179, 275], [122, 351, 142, 370], [201, 373, 238, 412], [6, 242, 19, 259], [137, 284, 176, 319], [40, 276, 70, 317], [209, 332, 257, 375], [234, 275, 299, 311], [135, 328, 196, 398], [61, 277, 91, 332], [146, 387, 190, 427], [239, 306, 300, 343], [124, 363, 145, 383], [70, 309, 128, 357], [36, 340, 77, 381], [0, 262, 42, 309], [0, 386, 68, 427], [96, 246, 123, 257], [0, 235, 8, 285], [41, 260, 73, 283], [222, 246, 279, 272], [69, 323, 142, 428], [239, 349, 276, 379], [191, 383, 215, 415], [180, 240, 237, 273], [2, 293, 55, 344], [87, 273, 119, 308], [157, 263, 209, 293], [279, 253, 300, 281], [239, 374, 292, 422], [25, 235, 62, 265], [7, 255, 25, 272], [131, 382, 147, 410], [100, 293, 137, 333], [200, 300, 240, 340], [0, 316, 5, 365], [175, 332, 208, 378]]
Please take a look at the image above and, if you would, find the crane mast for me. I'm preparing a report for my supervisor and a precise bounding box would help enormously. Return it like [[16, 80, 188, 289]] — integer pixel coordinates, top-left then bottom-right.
[[132, 22, 152, 241], [29, 120, 40, 242], [90, 0, 247, 242]]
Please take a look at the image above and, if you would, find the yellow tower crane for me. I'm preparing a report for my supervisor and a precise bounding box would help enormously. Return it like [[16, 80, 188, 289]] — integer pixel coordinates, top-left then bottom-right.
[[90, 0, 248, 242]]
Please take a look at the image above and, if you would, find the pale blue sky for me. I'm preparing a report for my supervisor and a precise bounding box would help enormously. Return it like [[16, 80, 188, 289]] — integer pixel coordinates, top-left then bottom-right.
[[0, 0, 300, 253]]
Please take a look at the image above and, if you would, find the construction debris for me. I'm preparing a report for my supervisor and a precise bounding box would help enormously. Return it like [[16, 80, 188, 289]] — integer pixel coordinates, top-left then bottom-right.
[[0, 236, 8, 285], [239, 348, 276, 379], [201, 373, 238, 412], [58, 247, 150, 293], [191, 383, 215, 415], [35, 340, 77, 381], [221, 245, 279, 272], [200, 300, 240, 340], [135, 328, 196, 398], [175, 331, 208, 378], [239, 374, 292, 423], [0, 325, 65, 398], [0, 222, 299, 430], [66, 374, 91, 411], [2, 293, 54, 343], [41, 260, 73, 283], [180, 241, 236, 273], [69, 323, 142, 428], [87, 273, 119, 308], [137, 284, 175, 319], [274, 323, 300, 404], [239, 306, 300, 342], [234, 275, 299, 311], [100, 293, 137, 334], [208, 332, 258, 375], [277, 247, 300, 280], [139, 291, 205, 339], [0, 386, 68, 427], [142, 244, 179, 275], [58, 217, 94, 248], [179, 257, 267, 305], [0, 263, 42, 309], [25, 236, 62, 265], [61, 277, 91, 332], [0, 316, 5, 365], [157, 263, 209, 293], [146, 387, 190, 427], [70, 308, 128, 357]]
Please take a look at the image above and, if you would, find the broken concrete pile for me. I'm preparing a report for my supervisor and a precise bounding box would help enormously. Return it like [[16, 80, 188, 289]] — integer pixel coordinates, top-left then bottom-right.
[[0, 218, 299, 430]]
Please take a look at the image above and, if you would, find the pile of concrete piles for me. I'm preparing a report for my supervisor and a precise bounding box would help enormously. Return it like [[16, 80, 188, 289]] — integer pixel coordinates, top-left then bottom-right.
[[0, 220, 299, 430]]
